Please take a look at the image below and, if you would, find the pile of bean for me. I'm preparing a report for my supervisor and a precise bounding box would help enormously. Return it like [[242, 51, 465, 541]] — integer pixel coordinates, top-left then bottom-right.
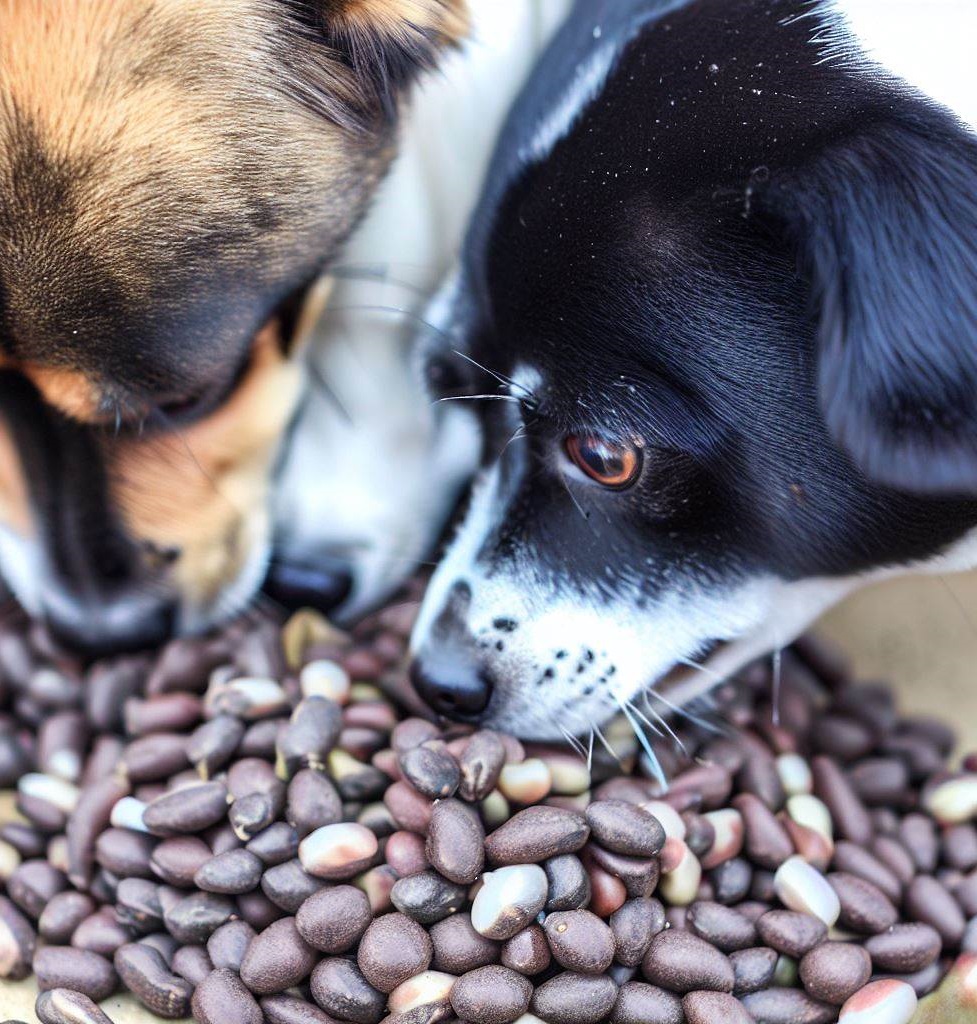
[[0, 591, 976, 1024]]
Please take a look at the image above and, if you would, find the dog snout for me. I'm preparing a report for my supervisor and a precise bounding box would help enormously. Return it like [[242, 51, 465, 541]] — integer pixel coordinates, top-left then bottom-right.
[[44, 596, 176, 656], [410, 580, 493, 720], [410, 651, 493, 720], [262, 558, 353, 616]]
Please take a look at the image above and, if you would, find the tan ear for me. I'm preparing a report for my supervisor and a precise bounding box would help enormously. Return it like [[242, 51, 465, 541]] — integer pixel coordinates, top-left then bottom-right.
[[285, 0, 470, 130]]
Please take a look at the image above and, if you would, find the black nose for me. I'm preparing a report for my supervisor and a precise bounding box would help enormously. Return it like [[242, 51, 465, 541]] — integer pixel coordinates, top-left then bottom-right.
[[410, 655, 493, 720], [263, 560, 353, 615], [44, 601, 176, 656]]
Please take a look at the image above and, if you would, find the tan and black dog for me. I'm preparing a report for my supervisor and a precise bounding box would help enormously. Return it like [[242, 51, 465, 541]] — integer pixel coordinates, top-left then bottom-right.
[[0, 0, 466, 650]]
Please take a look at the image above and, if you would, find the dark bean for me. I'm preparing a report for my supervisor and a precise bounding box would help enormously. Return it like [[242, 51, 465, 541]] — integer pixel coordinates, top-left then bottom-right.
[[391, 718, 441, 754], [609, 897, 665, 968], [143, 781, 229, 837], [451, 964, 532, 1024], [33, 946, 117, 1002], [0, 894, 36, 979], [236, 889, 284, 931], [847, 757, 910, 806], [163, 892, 236, 944], [756, 911, 827, 959], [899, 813, 940, 873], [709, 857, 753, 906], [195, 848, 263, 895], [864, 923, 942, 974], [7, 859, 67, 919], [38, 891, 95, 944], [686, 901, 758, 953], [872, 835, 916, 888], [459, 731, 506, 801], [831, 841, 902, 905], [905, 874, 967, 946], [115, 878, 165, 934], [122, 733, 190, 784], [740, 988, 836, 1024], [245, 821, 299, 866], [587, 845, 660, 900], [610, 980, 684, 1024], [115, 942, 194, 1019], [34, 988, 115, 1024], [812, 714, 874, 762], [730, 946, 778, 995], [94, 828, 155, 879], [390, 869, 467, 924], [277, 697, 342, 777], [683, 990, 754, 1024], [423, 915, 497, 977], [293, 884, 371, 954], [1, 822, 46, 860], [827, 872, 898, 935], [192, 966, 263, 1024], [531, 971, 619, 1024], [188, 716, 245, 775], [485, 806, 589, 865], [261, 858, 326, 912], [798, 941, 871, 1004], [207, 919, 256, 972], [239, 719, 285, 761], [426, 798, 485, 884], [641, 930, 735, 993], [399, 741, 461, 799], [236, 916, 317, 995], [736, 754, 784, 813], [545, 854, 591, 912], [501, 923, 551, 975], [310, 957, 387, 1024], [543, 908, 615, 974], [943, 824, 977, 871], [38, 711, 87, 782], [260, 994, 339, 1024], [732, 793, 794, 870], [357, 911, 432, 993], [150, 836, 213, 888], [172, 944, 214, 986], [70, 909, 130, 957], [811, 756, 872, 846], [584, 800, 666, 858]]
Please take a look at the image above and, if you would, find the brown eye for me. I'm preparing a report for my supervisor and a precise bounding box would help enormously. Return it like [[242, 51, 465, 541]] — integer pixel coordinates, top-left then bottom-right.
[[565, 435, 642, 488]]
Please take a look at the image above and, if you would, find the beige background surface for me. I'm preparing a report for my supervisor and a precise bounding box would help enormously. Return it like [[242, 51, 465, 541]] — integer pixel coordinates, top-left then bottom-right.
[[2, 571, 976, 1022]]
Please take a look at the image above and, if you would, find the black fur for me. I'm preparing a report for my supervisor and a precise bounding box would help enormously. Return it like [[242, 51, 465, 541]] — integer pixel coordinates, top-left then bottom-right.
[[417, 0, 977, 696]]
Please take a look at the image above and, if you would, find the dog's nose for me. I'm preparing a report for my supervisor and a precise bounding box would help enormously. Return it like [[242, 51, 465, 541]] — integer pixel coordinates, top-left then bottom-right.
[[410, 655, 493, 720], [263, 559, 353, 615], [44, 601, 176, 656]]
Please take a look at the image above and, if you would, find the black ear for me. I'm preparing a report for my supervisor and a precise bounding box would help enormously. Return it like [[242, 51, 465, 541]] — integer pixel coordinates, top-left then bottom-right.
[[281, 0, 468, 131], [770, 113, 977, 496]]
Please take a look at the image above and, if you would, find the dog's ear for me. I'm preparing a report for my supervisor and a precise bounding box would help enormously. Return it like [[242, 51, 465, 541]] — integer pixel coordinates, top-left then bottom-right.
[[281, 0, 469, 130], [769, 116, 977, 496]]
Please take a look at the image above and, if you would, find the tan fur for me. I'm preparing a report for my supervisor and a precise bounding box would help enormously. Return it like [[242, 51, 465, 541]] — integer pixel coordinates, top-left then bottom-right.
[[108, 322, 301, 609], [337, 0, 470, 47], [0, 422, 30, 537]]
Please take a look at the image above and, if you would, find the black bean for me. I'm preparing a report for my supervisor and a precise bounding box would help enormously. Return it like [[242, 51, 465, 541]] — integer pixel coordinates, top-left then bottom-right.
[[530, 971, 619, 1024], [390, 869, 467, 924], [207, 919, 256, 972], [295, 884, 372, 953], [450, 964, 532, 1024], [310, 957, 387, 1024], [239, 916, 318, 994], [357, 912, 432, 993], [485, 806, 589, 865], [427, 798, 485, 884], [195, 848, 263, 894], [610, 981, 684, 1024], [545, 854, 591, 912], [114, 942, 194, 1019], [192, 965, 263, 1024]]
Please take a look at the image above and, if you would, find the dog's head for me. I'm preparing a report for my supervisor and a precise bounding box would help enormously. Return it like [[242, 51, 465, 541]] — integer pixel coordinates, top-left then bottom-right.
[[0, 0, 465, 650], [409, 0, 977, 738]]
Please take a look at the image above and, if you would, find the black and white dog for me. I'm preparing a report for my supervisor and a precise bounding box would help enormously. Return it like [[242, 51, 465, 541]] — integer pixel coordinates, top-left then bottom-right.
[[405, 0, 977, 738]]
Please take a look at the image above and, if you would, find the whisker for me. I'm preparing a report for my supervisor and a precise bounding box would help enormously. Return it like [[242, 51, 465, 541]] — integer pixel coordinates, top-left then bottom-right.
[[616, 694, 667, 788], [644, 685, 725, 736], [451, 350, 534, 400], [559, 722, 588, 760], [771, 647, 783, 728], [559, 474, 592, 526], [435, 394, 522, 405]]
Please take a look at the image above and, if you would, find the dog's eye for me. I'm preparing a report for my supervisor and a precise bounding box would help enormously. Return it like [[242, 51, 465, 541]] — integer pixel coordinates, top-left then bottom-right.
[[565, 435, 642, 489]]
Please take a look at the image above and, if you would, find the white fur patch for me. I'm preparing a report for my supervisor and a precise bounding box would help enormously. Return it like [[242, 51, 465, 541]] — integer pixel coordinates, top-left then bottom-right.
[[814, 0, 977, 130]]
